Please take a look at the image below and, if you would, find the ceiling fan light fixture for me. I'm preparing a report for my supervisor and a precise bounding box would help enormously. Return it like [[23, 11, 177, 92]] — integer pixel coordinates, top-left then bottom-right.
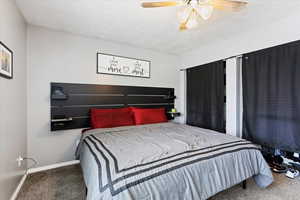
[[197, 4, 214, 20], [185, 9, 199, 29], [177, 5, 192, 23], [199, 0, 210, 3], [141, 0, 248, 31], [190, 0, 199, 8]]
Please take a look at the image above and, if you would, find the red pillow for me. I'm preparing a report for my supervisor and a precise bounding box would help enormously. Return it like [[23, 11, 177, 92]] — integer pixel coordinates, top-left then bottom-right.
[[131, 107, 168, 125], [90, 107, 134, 128]]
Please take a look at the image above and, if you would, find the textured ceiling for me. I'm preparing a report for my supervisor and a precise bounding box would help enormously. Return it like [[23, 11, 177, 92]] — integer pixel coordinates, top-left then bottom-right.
[[16, 0, 300, 54]]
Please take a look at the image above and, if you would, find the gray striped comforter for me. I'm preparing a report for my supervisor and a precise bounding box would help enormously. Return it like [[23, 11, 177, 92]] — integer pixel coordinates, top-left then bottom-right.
[[77, 122, 273, 200]]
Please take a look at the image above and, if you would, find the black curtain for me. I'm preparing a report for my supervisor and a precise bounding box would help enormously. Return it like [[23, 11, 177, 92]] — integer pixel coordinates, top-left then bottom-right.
[[243, 41, 300, 152], [186, 61, 225, 133]]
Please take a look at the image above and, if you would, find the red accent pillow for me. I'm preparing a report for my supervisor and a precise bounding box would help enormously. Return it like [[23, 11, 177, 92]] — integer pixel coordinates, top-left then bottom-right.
[[131, 107, 168, 125], [90, 107, 134, 128]]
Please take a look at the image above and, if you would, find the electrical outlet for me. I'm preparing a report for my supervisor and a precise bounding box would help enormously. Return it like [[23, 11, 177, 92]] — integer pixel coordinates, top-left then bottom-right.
[[16, 156, 23, 167]]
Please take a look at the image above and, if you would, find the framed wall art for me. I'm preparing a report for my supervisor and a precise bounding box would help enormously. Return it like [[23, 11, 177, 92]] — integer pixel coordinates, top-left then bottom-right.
[[0, 41, 13, 79], [97, 53, 150, 78]]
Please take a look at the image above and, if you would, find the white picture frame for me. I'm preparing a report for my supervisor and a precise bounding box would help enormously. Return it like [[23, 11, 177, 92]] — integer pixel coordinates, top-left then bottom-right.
[[97, 53, 150, 78]]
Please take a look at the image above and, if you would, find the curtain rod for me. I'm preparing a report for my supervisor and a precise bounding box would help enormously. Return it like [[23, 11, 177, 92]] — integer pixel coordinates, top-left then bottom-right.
[[179, 55, 243, 71]]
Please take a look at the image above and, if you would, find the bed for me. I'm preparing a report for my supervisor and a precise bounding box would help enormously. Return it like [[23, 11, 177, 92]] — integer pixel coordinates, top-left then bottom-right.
[[76, 122, 273, 200]]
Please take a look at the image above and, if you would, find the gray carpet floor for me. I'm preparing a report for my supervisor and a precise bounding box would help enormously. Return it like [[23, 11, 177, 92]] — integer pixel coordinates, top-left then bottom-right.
[[17, 164, 300, 200], [17, 165, 85, 200]]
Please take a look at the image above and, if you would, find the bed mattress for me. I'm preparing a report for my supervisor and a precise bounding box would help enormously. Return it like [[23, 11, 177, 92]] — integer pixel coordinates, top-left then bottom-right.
[[76, 122, 273, 200]]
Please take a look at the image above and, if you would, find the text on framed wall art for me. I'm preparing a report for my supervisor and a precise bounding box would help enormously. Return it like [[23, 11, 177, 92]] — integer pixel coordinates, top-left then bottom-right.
[[97, 53, 150, 78]]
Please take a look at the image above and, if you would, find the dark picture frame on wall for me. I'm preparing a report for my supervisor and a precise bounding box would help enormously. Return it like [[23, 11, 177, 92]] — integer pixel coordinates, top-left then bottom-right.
[[97, 53, 151, 78], [0, 41, 13, 79]]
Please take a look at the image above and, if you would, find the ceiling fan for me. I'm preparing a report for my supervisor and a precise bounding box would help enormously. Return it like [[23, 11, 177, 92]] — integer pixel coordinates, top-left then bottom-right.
[[141, 0, 248, 30]]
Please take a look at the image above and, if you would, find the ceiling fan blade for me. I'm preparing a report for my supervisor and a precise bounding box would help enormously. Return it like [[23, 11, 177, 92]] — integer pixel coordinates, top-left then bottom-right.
[[210, 0, 248, 11], [142, 1, 181, 8]]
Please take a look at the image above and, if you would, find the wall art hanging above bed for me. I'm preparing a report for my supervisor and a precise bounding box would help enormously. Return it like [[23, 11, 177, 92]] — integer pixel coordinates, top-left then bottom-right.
[[97, 53, 150, 78], [0, 41, 13, 79]]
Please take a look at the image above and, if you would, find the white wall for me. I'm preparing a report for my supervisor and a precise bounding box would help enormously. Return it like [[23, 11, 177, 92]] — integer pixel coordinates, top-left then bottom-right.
[[225, 57, 242, 138], [0, 0, 27, 199], [27, 26, 180, 167]]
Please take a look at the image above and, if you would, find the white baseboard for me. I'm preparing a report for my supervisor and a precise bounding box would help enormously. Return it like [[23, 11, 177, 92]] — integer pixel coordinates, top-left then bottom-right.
[[28, 160, 80, 174], [10, 172, 28, 200]]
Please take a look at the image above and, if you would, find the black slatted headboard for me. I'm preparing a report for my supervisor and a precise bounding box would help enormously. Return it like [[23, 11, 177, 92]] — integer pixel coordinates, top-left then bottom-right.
[[50, 82, 175, 131]]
